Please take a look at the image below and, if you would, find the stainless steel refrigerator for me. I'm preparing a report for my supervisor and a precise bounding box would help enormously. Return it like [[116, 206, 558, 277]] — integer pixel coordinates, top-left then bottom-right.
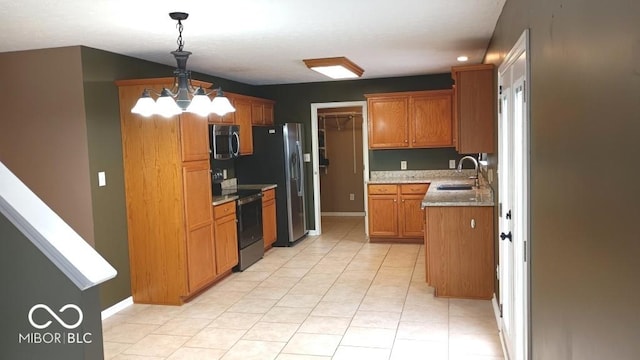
[[236, 123, 308, 246]]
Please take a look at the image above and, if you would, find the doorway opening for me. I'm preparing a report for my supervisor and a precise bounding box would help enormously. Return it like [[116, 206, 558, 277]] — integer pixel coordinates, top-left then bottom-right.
[[310, 101, 368, 236]]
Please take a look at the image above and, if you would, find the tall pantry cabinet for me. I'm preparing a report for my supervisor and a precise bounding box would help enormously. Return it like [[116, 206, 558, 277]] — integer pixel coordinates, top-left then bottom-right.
[[116, 78, 220, 305]]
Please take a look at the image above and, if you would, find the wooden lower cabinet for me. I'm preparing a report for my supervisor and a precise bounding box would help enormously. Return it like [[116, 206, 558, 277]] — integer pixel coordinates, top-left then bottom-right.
[[262, 189, 277, 250], [368, 192, 398, 237], [425, 206, 494, 299], [214, 202, 239, 273], [368, 183, 429, 242], [183, 162, 217, 293]]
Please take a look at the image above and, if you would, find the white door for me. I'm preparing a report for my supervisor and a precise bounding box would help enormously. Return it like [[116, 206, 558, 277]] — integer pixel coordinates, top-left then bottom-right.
[[498, 29, 530, 360]]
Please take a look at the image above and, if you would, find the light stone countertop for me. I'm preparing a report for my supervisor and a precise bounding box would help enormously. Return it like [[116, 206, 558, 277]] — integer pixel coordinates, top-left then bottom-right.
[[212, 183, 277, 206], [368, 170, 494, 207]]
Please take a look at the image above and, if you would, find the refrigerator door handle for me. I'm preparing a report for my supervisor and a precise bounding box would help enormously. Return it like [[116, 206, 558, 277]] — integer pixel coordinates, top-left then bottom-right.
[[295, 140, 304, 196]]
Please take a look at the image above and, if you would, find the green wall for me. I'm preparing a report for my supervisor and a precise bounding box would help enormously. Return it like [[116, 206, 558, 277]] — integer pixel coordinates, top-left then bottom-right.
[[486, 0, 640, 358], [0, 214, 104, 359], [256, 74, 460, 229], [369, 148, 462, 171]]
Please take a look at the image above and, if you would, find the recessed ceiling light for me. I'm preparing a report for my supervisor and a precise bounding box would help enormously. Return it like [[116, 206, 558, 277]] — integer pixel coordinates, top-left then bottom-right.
[[457, 56, 469, 62], [303, 57, 364, 79]]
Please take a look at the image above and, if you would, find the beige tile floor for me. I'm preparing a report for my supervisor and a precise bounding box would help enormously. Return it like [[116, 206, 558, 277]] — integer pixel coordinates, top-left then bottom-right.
[[103, 216, 504, 360]]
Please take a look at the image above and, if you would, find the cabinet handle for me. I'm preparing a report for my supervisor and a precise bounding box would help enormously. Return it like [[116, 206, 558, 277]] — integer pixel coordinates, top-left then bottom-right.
[[471, 219, 476, 229]]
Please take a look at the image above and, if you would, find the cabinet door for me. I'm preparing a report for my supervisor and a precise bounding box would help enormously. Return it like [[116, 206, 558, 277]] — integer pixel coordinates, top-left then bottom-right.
[[180, 112, 210, 162], [399, 194, 426, 238], [368, 194, 398, 237], [427, 206, 493, 299], [183, 161, 216, 293], [453, 65, 495, 153], [448, 207, 493, 299], [234, 100, 253, 155], [367, 96, 409, 148], [209, 96, 236, 124], [215, 213, 239, 273], [262, 198, 277, 249], [451, 84, 459, 149], [263, 103, 274, 125], [251, 102, 264, 125], [411, 91, 453, 148]]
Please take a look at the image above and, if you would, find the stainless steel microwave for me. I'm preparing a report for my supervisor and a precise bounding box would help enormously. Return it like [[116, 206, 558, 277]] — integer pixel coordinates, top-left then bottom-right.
[[209, 124, 240, 160]]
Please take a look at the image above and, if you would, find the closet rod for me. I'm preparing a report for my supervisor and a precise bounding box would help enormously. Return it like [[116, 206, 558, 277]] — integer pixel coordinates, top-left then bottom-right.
[[318, 111, 361, 117]]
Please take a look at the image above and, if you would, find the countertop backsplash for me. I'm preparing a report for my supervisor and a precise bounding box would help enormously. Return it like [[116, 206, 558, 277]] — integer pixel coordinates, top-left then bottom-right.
[[370, 169, 479, 181]]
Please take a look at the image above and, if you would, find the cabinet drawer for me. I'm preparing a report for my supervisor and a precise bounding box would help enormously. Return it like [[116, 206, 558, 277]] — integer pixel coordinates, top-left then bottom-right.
[[262, 188, 275, 202], [214, 201, 236, 219], [368, 184, 398, 194], [400, 183, 429, 195]]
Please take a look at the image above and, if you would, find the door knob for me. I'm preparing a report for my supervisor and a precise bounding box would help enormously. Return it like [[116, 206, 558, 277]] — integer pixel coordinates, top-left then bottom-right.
[[500, 231, 512, 242]]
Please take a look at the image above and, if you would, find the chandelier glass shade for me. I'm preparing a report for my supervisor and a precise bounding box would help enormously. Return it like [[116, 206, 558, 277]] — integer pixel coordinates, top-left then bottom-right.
[[131, 12, 236, 118]]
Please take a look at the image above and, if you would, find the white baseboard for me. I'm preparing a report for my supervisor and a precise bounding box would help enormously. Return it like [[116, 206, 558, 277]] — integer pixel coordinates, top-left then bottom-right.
[[101, 296, 133, 320], [492, 294, 501, 329], [308, 230, 320, 236], [321, 212, 365, 217], [493, 294, 510, 360]]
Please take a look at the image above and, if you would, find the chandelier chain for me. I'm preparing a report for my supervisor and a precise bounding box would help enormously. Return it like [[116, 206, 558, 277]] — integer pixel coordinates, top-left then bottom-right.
[[176, 20, 184, 52]]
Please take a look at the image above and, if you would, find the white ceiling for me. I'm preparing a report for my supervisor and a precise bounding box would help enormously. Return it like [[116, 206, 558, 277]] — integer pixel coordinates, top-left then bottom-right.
[[0, 0, 506, 85]]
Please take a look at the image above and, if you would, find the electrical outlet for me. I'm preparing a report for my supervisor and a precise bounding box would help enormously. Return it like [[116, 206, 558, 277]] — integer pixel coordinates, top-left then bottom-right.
[[449, 160, 456, 169], [222, 169, 228, 179], [349, 193, 355, 201], [400, 161, 407, 170]]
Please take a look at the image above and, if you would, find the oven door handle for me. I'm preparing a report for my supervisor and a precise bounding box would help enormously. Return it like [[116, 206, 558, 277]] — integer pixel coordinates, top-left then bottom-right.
[[237, 193, 263, 205]]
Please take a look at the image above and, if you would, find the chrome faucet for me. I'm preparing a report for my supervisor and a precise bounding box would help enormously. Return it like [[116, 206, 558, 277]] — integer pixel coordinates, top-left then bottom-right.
[[457, 156, 480, 188]]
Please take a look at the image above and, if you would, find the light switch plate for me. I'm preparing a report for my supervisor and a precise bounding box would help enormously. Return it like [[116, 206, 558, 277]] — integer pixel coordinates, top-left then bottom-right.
[[400, 161, 407, 170], [223, 169, 228, 179], [98, 172, 106, 187], [304, 153, 311, 162], [449, 160, 456, 169]]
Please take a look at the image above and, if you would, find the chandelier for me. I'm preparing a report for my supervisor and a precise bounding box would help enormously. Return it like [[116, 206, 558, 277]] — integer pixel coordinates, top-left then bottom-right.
[[131, 12, 236, 118]]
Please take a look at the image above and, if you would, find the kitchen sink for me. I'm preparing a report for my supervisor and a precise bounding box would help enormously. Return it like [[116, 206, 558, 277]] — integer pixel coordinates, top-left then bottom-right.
[[436, 184, 474, 191]]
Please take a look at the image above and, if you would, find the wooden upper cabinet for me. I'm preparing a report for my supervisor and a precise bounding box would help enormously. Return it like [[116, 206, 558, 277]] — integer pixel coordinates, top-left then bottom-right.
[[263, 102, 274, 125], [180, 112, 210, 162], [208, 95, 236, 124], [234, 99, 254, 155], [251, 102, 264, 125], [367, 96, 409, 148], [452, 64, 495, 154], [366, 90, 453, 149], [411, 90, 453, 147], [251, 99, 275, 126]]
